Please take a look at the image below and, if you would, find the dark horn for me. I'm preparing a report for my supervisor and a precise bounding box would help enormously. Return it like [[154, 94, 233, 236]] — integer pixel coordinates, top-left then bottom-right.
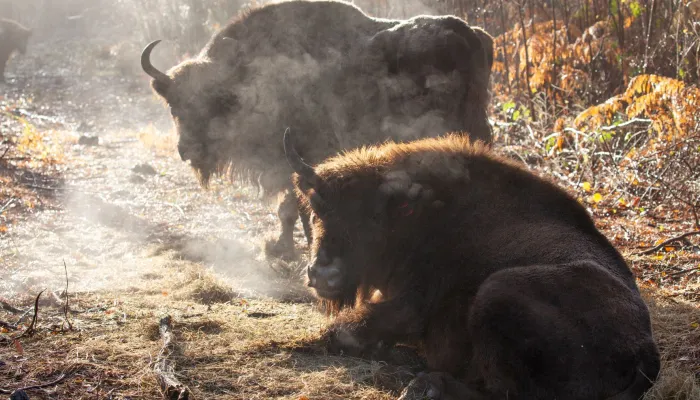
[[283, 128, 319, 185], [141, 40, 172, 84]]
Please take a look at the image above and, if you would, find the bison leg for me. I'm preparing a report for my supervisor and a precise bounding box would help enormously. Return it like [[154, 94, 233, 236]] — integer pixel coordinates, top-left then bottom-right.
[[322, 296, 425, 358], [264, 188, 299, 260], [465, 261, 659, 399]]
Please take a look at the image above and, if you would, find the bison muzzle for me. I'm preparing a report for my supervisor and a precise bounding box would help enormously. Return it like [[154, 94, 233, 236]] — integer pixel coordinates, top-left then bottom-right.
[[141, 0, 494, 260], [284, 129, 660, 399]]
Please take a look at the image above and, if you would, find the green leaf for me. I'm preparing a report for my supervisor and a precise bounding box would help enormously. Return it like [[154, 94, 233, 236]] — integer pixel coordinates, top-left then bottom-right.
[[512, 109, 521, 121], [629, 1, 643, 18], [502, 101, 516, 112]]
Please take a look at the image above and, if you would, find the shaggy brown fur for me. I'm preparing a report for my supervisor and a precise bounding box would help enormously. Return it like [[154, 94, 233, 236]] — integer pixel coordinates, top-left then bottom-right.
[[0, 18, 31, 82], [286, 132, 660, 399], [141, 0, 494, 260]]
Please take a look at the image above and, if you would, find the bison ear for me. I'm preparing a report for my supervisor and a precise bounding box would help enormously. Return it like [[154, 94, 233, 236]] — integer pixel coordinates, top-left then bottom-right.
[[151, 79, 169, 97]]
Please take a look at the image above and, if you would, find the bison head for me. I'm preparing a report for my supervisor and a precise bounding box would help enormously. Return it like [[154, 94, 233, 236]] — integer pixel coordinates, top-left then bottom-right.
[[141, 35, 320, 192], [284, 129, 442, 310], [141, 39, 252, 187]]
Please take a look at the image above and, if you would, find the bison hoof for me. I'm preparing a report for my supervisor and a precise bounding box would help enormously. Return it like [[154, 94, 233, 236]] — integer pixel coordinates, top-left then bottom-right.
[[398, 373, 445, 400], [264, 238, 296, 261]]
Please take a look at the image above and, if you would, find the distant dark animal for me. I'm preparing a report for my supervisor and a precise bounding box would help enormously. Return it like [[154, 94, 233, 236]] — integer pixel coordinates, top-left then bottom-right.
[[284, 130, 660, 399], [0, 18, 31, 82], [141, 0, 494, 260]]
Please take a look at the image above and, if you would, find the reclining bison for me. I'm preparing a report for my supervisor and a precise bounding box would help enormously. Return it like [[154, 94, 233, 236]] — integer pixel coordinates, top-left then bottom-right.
[[0, 18, 31, 82], [283, 130, 660, 399], [141, 0, 494, 260]]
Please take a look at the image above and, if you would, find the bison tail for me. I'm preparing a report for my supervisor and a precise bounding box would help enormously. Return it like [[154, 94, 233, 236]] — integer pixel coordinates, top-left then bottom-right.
[[605, 346, 661, 400]]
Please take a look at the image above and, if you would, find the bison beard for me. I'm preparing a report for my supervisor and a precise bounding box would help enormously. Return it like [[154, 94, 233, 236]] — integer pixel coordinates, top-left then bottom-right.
[[0, 18, 31, 82], [140, 0, 494, 260], [285, 130, 660, 399]]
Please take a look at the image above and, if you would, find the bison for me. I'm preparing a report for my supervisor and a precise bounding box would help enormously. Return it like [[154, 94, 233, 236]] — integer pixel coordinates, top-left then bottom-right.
[[284, 130, 660, 399], [0, 18, 31, 82], [141, 0, 494, 260]]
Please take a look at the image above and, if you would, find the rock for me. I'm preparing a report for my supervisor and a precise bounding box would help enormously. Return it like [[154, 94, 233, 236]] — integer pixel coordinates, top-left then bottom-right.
[[132, 163, 157, 175], [10, 389, 30, 400], [129, 174, 146, 184], [78, 135, 99, 146]]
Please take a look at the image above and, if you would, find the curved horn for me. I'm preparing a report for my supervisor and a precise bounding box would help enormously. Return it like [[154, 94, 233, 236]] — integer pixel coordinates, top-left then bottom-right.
[[283, 128, 319, 186], [141, 40, 172, 84]]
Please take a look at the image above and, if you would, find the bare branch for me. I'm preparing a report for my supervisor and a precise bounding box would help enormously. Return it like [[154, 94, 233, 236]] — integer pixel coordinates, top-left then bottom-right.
[[632, 231, 700, 255]]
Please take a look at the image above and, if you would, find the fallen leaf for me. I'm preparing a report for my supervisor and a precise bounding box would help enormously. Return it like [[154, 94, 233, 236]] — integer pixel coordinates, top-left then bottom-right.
[[13, 339, 23, 355]]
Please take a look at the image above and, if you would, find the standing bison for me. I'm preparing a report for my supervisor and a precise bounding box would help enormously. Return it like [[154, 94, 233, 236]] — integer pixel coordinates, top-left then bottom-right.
[[0, 18, 31, 82], [141, 0, 494, 260], [284, 130, 660, 399]]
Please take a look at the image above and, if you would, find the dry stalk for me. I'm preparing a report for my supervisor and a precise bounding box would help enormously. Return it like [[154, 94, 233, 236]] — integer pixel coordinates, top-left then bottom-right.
[[16, 290, 45, 339], [62, 260, 73, 331]]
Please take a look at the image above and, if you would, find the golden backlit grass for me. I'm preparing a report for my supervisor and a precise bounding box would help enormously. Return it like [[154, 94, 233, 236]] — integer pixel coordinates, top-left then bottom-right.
[[1, 252, 698, 399]]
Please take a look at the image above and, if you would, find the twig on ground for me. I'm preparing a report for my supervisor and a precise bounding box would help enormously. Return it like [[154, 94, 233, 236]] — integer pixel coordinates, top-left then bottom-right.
[[15, 307, 33, 325], [16, 290, 45, 339], [632, 231, 700, 255], [0, 320, 18, 330], [161, 202, 185, 217], [665, 267, 700, 278], [0, 369, 73, 395], [0, 145, 9, 161], [0, 299, 22, 314], [0, 198, 16, 216], [62, 260, 73, 330], [154, 315, 190, 400]]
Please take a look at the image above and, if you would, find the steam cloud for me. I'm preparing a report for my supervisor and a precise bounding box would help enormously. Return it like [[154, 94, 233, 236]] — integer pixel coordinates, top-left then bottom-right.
[[0, 0, 468, 302]]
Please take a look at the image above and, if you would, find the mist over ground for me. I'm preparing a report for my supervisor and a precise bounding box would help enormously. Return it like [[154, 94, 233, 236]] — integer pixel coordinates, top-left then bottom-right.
[[0, 0, 460, 301], [0, 0, 330, 301]]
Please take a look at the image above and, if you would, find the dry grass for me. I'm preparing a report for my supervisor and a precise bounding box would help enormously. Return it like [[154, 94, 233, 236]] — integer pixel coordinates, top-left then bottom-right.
[[642, 287, 700, 399], [0, 252, 394, 399], [1, 252, 698, 399], [137, 124, 178, 158]]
